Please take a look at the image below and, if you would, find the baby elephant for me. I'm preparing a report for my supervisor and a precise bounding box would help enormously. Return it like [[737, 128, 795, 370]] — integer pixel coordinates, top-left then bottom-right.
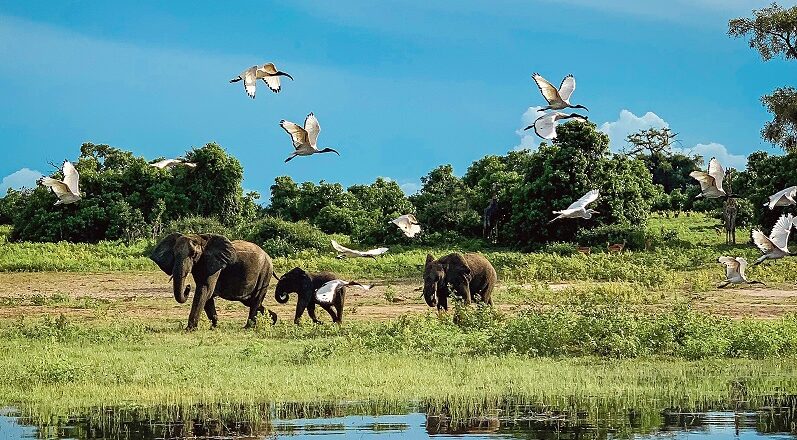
[[423, 253, 497, 310], [274, 268, 345, 324]]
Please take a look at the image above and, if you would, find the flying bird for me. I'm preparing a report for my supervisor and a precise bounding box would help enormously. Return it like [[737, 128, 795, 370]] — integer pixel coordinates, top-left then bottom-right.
[[150, 159, 197, 169], [764, 186, 797, 209], [689, 157, 726, 198], [315, 279, 372, 305], [391, 214, 422, 238], [524, 112, 588, 140], [40, 160, 81, 205], [229, 63, 293, 98], [548, 189, 600, 224], [279, 113, 340, 162], [331, 240, 388, 259], [717, 256, 764, 288], [751, 213, 795, 266], [531, 73, 589, 111]]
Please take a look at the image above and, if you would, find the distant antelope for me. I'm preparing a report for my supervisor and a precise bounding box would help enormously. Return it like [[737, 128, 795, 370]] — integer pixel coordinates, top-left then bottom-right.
[[230, 63, 293, 98], [607, 241, 626, 254], [576, 246, 591, 255], [531, 73, 589, 111]]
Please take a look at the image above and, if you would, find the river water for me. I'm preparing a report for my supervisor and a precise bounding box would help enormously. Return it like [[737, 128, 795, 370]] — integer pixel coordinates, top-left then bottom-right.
[[1, 405, 795, 439]]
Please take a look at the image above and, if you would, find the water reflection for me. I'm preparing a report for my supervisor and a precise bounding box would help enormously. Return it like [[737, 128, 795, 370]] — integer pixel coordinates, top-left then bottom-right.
[[0, 402, 795, 439]]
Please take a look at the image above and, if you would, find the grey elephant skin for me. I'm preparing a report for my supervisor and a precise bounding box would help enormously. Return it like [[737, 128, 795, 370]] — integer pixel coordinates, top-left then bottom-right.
[[150, 233, 275, 330], [423, 253, 497, 310], [274, 267, 345, 324]]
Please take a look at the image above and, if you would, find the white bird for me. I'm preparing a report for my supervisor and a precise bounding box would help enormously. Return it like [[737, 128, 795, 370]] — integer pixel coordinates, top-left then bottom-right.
[[40, 160, 81, 205], [315, 279, 372, 305], [548, 189, 600, 224], [150, 159, 197, 169], [531, 73, 589, 111], [279, 113, 340, 162], [524, 112, 588, 140], [229, 63, 293, 98], [717, 256, 764, 288], [751, 213, 795, 265], [763, 186, 797, 209], [689, 157, 726, 198], [391, 214, 422, 238], [331, 240, 388, 259]]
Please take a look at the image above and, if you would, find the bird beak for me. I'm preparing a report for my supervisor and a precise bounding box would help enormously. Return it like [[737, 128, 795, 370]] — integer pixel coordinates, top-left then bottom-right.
[[523, 125, 533, 131], [279, 72, 294, 81]]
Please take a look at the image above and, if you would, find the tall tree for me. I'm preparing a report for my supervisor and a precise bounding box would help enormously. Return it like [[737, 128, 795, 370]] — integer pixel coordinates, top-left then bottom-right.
[[729, 2, 797, 152]]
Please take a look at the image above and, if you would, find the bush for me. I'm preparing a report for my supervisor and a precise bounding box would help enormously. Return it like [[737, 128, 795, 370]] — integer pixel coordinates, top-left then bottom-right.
[[161, 215, 230, 238], [575, 224, 648, 249], [237, 216, 333, 256], [541, 242, 578, 256]]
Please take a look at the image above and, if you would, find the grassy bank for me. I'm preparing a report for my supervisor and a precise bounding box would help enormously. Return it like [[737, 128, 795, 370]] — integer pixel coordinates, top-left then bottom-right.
[[3, 305, 797, 413]]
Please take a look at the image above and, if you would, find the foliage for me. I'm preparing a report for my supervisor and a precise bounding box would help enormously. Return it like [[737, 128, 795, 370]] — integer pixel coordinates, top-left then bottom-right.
[[7, 142, 247, 243], [237, 216, 336, 257], [410, 165, 481, 237], [734, 151, 797, 227], [761, 87, 797, 152], [161, 215, 231, 238]]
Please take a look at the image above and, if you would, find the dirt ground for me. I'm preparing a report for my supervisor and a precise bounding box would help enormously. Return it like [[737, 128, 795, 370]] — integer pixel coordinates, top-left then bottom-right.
[[0, 271, 795, 323]]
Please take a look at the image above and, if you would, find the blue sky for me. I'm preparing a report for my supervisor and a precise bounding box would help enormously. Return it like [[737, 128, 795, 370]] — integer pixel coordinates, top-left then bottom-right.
[[1, 0, 794, 197]]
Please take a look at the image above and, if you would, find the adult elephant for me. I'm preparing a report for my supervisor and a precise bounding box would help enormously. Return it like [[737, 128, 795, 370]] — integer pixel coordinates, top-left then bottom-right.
[[150, 233, 276, 330], [274, 267, 342, 324], [423, 253, 497, 310]]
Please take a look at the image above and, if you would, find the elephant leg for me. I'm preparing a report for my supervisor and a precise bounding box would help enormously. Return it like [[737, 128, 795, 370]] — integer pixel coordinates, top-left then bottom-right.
[[437, 292, 448, 311], [294, 299, 309, 325], [455, 281, 472, 305], [187, 274, 219, 330], [204, 296, 218, 328], [319, 304, 338, 323], [245, 304, 259, 329], [306, 302, 323, 324]]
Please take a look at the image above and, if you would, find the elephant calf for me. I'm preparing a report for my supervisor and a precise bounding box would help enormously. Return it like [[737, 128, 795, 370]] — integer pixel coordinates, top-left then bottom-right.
[[150, 233, 276, 330], [423, 253, 497, 310], [274, 267, 345, 324]]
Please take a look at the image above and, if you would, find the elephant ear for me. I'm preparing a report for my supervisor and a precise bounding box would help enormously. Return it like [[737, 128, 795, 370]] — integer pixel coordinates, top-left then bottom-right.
[[440, 253, 472, 282], [199, 234, 237, 275], [150, 233, 181, 275], [425, 254, 435, 266]]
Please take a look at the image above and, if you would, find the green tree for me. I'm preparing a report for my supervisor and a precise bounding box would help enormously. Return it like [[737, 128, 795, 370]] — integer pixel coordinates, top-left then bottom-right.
[[410, 165, 480, 236], [729, 2, 797, 151]]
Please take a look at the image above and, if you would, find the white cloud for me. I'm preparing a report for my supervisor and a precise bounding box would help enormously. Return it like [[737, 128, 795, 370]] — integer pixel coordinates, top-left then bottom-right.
[[514, 106, 546, 151], [675, 142, 747, 170], [400, 181, 421, 195], [598, 110, 669, 152], [0, 168, 43, 194]]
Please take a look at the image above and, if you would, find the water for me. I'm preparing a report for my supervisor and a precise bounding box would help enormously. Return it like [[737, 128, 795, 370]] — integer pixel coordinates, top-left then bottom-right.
[[0, 405, 795, 439]]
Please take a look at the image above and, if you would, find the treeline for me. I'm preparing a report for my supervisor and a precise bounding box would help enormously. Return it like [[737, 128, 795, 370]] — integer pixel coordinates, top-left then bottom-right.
[[1, 122, 795, 252]]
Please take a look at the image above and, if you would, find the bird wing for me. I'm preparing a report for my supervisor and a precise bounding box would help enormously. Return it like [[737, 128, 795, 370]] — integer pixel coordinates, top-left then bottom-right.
[[262, 76, 281, 93], [347, 281, 373, 291], [766, 186, 797, 209], [707, 158, 725, 194], [62, 161, 80, 195], [304, 113, 321, 148], [558, 74, 576, 102], [718, 256, 740, 279], [243, 67, 257, 98], [151, 159, 179, 169], [531, 73, 562, 105], [533, 113, 557, 140], [259, 63, 278, 75], [183, 162, 197, 168], [280, 120, 310, 149], [405, 224, 421, 237], [40, 177, 72, 199], [769, 213, 793, 251], [566, 189, 599, 210], [689, 171, 721, 196], [736, 257, 748, 278], [331, 240, 355, 255], [405, 214, 419, 224], [315, 280, 341, 304], [751, 229, 777, 254], [363, 247, 389, 256]]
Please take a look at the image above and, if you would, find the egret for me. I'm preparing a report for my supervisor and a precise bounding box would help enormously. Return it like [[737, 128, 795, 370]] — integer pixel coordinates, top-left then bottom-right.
[[548, 190, 600, 224], [717, 256, 764, 288], [280, 113, 340, 162], [40, 160, 81, 205], [751, 213, 795, 265], [689, 157, 726, 198], [150, 159, 197, 169], [531, 73, 589, 111], [524, 112, 588, 140], [764, 185, 797, 209], [391, 214, 422, 237], [331, 240, 388, 259], [229, 63, 293, 98], [315, 279, 372, 305]]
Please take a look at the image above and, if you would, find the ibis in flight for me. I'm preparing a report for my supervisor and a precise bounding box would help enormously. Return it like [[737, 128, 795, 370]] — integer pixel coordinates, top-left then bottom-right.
[[525, 112, 588, 140], [690, 157, 726, 199], [751, 213, 795, 266], [531, 73, 589, 112], [40, 160, 81, 205], [331, 240, 388, 259], [150, 159, 197, 169], [230, 63, 293, 98], [548, 189, 600, 224], [315, 279, 372, 305], [717, 256, 764, 288], [279, 113, 340, 162], [391, 214, 422, 238], [764, 186, 797, 209]]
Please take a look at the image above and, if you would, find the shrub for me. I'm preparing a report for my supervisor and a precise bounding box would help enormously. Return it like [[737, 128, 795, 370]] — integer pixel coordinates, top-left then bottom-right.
[[575, 224, 648, 249], [237, 216, 332, 256], [161, 215, 230, 238]]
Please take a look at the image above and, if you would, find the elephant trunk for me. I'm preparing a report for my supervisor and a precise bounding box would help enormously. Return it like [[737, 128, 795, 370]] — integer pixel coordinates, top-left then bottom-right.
[[423, 283, 437, 308], [275, 289, 290, 304], [172, 260, 192, 304]]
